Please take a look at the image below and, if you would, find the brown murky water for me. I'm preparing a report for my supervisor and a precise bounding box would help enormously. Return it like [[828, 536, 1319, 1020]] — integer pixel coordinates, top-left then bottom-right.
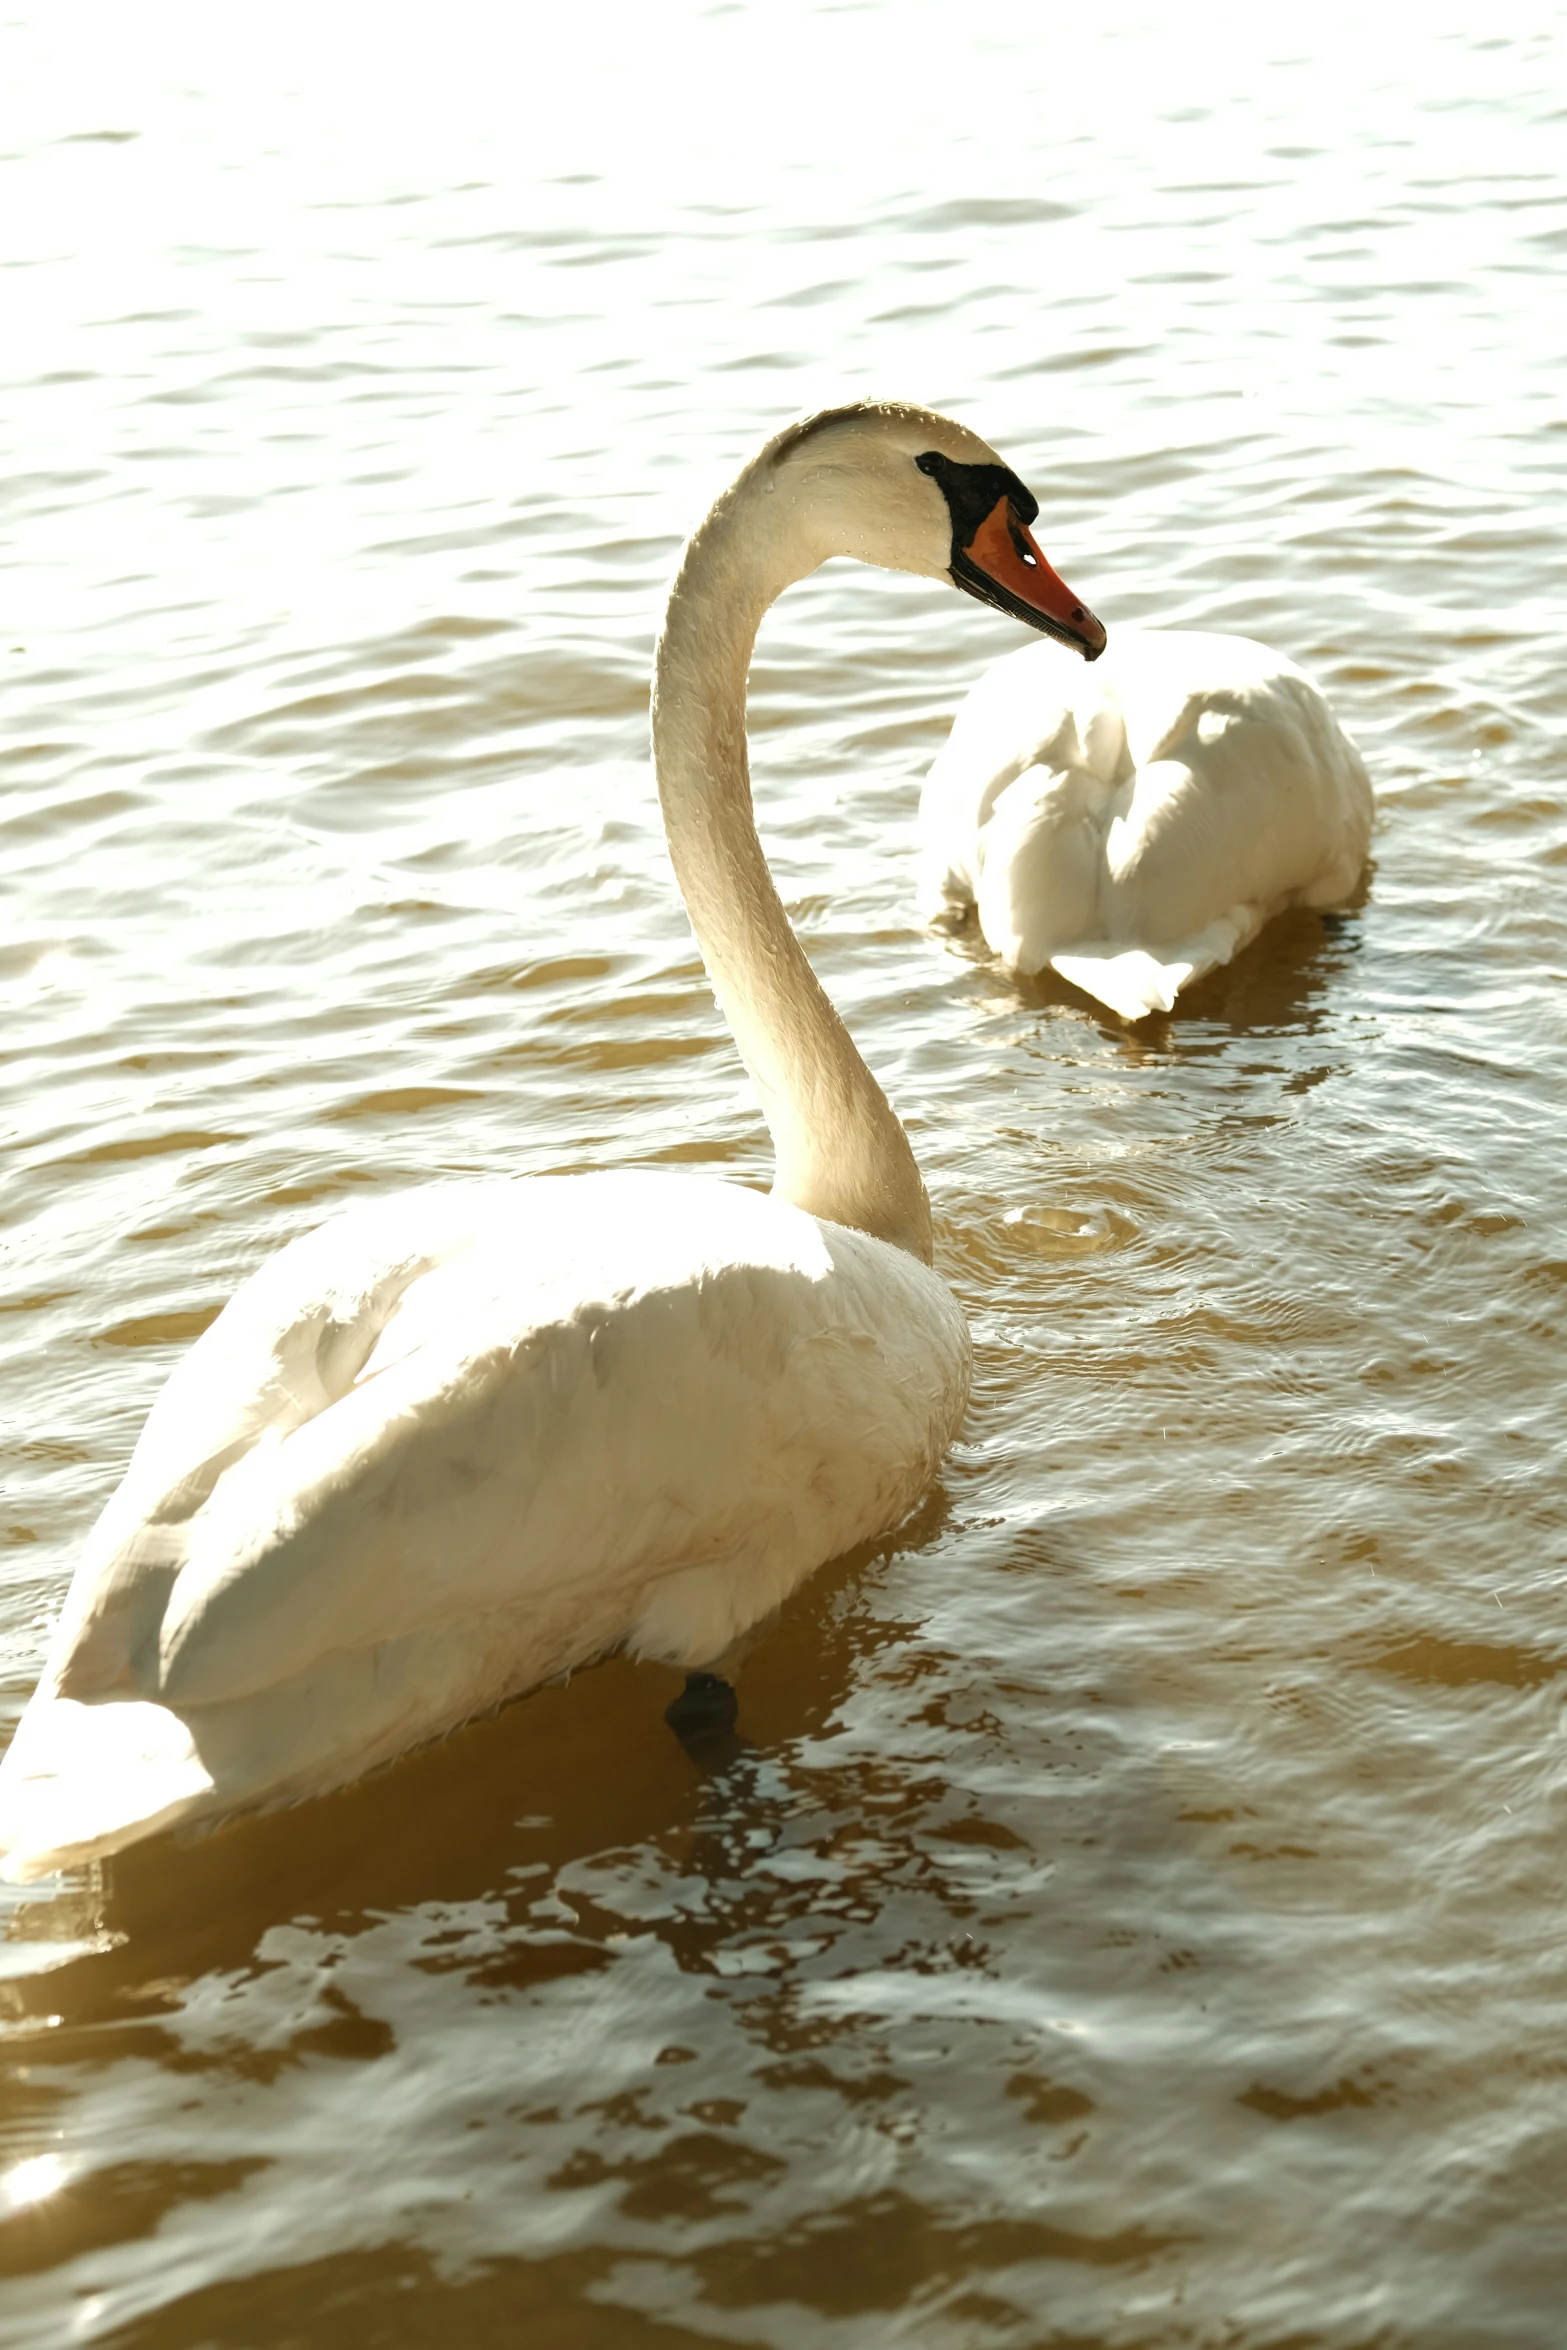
[[3, 5, 1566, 2342]]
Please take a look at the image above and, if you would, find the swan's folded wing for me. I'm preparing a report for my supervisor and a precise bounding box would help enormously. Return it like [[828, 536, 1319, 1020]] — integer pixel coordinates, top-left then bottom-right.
[[11, 1174, 961, 1891], [917, 636, 1119, 922], [45, 1185, 500, 1698], [58, 1191, 949, 1716]]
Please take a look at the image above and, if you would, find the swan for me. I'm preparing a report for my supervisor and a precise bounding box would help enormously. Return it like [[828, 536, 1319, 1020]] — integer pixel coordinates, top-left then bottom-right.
[[918, 625, 1373, 1019], [0, 400, 1106, 1882]]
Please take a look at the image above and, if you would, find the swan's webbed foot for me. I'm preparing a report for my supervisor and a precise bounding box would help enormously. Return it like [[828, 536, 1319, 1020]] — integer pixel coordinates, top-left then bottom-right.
[[665, 1670, 739, 1747]]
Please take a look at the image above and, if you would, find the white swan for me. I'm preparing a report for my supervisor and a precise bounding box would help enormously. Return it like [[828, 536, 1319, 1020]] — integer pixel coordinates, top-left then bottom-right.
[[918, 626, 1373, 1019], [0, 401, 1105, 1882]]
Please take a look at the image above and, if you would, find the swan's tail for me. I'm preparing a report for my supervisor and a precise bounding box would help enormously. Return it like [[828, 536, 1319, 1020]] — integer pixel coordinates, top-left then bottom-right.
[[0, 1695, 214, 1883], [1049, 906, 1265, 1021]]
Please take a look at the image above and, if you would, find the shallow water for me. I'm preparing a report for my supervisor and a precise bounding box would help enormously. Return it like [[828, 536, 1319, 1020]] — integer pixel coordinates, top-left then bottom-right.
[[3, 3, 1566, 2342]]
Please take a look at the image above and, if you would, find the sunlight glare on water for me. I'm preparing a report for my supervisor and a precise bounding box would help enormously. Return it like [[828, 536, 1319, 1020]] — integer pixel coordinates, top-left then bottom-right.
[[2, 2, 1566, 2343]]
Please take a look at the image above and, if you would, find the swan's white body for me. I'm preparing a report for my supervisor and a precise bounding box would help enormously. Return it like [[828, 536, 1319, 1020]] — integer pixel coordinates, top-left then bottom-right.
[[0, 1178, 964, 1875], [0, 401, 1090, 1882], [919, 627, 1373, 1019]]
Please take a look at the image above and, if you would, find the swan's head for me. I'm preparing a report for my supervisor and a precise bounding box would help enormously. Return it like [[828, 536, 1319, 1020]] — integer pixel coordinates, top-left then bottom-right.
[[761, 401, 1107, 661]]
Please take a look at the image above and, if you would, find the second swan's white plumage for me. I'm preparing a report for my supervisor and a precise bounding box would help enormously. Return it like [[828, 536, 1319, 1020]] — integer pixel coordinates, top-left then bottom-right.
[[919, 627, 1373, 1019], [0, 400, 1103, 1881]]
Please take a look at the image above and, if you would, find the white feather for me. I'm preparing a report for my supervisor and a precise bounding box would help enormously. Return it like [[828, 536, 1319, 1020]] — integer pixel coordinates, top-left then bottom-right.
[[918, 627, 1373, 1018], [0, 1177, 965, 1878]]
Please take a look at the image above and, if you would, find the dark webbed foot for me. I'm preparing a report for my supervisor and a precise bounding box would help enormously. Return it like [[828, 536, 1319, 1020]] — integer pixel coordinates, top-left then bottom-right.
[[664, 1670, 739, 1745]]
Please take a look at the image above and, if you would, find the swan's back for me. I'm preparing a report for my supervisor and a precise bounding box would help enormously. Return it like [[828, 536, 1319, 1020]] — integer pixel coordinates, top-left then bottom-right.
[[919, 627, 1372, 1018], [0, 1173, 967, 1880]]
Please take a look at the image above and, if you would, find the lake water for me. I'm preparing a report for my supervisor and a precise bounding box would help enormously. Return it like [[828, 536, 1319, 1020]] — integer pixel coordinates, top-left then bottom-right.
[[3, 4, 1565, 2343]]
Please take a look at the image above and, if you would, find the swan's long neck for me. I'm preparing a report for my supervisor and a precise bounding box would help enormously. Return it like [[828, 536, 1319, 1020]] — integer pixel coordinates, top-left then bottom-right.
[[651, 463, 933, 1263]]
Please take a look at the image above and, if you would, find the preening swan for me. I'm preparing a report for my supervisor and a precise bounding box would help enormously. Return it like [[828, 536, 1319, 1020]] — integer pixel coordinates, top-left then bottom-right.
[[0, 401, 1104, 1882], [918, 626, 1373, 1019]]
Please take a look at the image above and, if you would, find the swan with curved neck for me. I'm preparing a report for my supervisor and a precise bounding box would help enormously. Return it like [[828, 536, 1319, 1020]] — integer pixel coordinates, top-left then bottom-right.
[[0, 401, 1103, 1881]]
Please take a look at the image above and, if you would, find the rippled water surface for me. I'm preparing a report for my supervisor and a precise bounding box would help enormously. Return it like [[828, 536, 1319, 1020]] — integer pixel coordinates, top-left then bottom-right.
[[3, 4, 1566, 2342]]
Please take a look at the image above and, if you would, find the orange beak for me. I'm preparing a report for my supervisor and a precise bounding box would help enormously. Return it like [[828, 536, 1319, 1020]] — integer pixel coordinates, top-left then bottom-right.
[[963, 497, 1107, 660]]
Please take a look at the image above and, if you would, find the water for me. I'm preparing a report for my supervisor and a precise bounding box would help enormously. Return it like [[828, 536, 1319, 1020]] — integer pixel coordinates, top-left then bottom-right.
[[2, 3, 1565, 2341]]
